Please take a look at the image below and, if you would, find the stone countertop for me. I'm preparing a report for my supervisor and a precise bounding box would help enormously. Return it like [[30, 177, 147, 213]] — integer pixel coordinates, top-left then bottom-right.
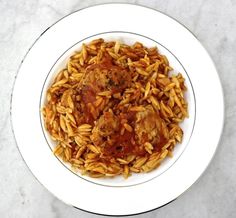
[[0, 0, 235, 217]]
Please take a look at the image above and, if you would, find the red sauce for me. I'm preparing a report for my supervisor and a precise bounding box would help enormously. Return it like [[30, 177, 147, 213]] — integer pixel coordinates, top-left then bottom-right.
[[80, 53, 132, 125], [103, 130, 145, 158], [78, 53, 168, 158], [100, 111, 147, 158], [81, 85, 97, 104], [155, 134, 168, 152]]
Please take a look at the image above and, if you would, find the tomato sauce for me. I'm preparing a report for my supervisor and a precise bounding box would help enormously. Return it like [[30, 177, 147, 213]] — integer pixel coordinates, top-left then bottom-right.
[[77, 52, 168, 158]]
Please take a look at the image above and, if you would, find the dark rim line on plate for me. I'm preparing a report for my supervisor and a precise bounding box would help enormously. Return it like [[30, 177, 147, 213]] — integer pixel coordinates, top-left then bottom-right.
[[39, 30, 196, 188], [9, 3, 224, 217]]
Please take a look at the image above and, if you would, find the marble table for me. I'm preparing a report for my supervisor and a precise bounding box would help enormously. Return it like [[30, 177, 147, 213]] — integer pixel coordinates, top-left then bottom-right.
[[0, 0, 235, 217]]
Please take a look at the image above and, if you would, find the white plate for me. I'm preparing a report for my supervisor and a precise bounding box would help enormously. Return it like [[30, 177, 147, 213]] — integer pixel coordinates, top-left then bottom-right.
[[11, 3, 224, 216]]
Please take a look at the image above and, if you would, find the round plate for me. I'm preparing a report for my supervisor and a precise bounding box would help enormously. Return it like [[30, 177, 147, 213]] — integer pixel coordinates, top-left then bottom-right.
[[11, 3, 224, 216]]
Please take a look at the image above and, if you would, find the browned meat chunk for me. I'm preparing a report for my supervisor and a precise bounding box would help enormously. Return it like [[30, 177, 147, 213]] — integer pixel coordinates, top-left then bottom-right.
[[91, 111, 119, 146], [135, 105, 163, 146]]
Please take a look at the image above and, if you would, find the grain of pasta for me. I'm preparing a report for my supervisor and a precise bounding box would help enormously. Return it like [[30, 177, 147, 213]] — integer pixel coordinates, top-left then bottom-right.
[[42, 39, 188, 178]]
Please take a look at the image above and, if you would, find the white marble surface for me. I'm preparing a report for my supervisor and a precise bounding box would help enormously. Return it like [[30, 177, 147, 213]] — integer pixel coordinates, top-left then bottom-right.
[[0, 0, 236, 217]]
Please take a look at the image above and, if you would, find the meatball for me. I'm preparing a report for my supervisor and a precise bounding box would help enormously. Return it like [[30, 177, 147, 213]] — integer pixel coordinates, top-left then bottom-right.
[[83, 55, 131, 93], [135, 105, 163, 145], [91, 111, 119, 146]]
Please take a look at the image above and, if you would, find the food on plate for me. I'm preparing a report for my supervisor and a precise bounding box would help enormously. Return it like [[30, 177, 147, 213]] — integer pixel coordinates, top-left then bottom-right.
[[42, 38, 188, 178]]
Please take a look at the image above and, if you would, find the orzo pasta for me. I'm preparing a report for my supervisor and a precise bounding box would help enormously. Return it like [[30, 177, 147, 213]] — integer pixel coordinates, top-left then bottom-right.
[[42, 39, 188, 178]]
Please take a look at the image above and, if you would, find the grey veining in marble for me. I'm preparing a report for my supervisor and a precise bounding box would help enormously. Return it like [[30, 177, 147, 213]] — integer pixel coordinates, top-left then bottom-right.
[[0, 0, 236, 217]]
